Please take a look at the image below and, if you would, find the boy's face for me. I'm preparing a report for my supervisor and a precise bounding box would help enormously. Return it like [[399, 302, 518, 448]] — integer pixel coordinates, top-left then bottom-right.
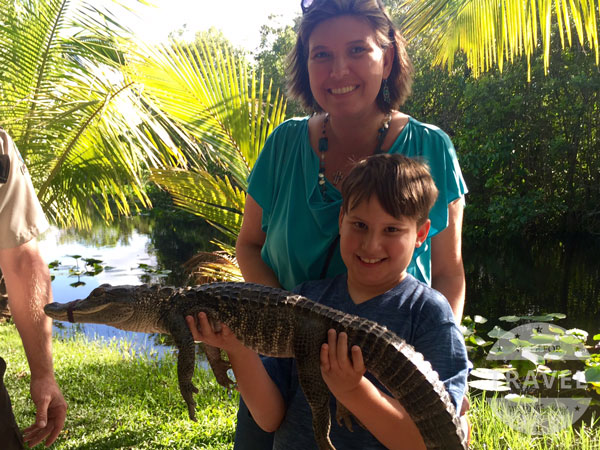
[[339, 196, 430, 301]]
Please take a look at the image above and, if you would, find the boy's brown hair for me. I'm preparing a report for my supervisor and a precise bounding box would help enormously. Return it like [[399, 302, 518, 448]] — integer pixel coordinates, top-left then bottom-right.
[[341, 154, 438, 226]]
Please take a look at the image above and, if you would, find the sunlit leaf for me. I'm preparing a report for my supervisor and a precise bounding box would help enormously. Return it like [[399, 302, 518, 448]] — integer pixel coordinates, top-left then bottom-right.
[[548, 325, 565, 335], [560, 335, 584, 345]]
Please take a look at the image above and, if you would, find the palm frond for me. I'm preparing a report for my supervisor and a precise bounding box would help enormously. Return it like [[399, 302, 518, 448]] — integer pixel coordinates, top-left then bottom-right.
[[399, 0, 599, 78], [149, 168, 246, 242], [125, 37, 287, 189], [0, 0, 187, 228]]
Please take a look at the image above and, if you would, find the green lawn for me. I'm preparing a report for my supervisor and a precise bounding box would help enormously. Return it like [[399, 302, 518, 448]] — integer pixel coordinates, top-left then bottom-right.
[[0, 322, 238, 449], [1, 322, 598, 449]]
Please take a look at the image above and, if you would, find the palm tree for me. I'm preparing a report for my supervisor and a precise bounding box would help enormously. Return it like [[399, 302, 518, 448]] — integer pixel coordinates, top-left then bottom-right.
[[397, 0, 599, 79], [0, 0, 186, 229], [125, 37, 287, 279]]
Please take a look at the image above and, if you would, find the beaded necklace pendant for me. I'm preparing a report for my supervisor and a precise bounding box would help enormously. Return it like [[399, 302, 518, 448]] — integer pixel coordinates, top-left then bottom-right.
[[318, 112, 392, 200]]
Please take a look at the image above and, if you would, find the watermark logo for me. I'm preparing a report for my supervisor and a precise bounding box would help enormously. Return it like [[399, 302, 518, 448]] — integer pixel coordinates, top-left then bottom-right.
[[483, 322, 591, 435]]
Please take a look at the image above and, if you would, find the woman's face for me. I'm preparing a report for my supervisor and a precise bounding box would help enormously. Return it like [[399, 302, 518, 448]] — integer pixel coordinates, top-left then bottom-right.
[[307, 15, 392, 119]]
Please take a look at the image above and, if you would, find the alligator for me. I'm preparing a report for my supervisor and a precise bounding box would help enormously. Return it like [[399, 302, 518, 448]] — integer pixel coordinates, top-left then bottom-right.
[[44, 282, 467, 450]]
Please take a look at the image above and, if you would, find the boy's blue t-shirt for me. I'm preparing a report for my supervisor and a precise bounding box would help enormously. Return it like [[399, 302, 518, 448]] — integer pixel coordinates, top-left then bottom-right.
[[247, 116, 468, 291], [262, 274, 469, 450]]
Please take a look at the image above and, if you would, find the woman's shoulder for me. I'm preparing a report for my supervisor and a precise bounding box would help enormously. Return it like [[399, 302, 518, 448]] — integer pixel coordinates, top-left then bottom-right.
[[270, 116, 310, 138], [404, 116, 453, 144], [256, 116, 311, 164]]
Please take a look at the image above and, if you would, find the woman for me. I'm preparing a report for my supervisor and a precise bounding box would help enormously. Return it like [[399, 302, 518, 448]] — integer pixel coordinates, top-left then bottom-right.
[[238, 0, 466, 316], [233, 0, 467, 447]]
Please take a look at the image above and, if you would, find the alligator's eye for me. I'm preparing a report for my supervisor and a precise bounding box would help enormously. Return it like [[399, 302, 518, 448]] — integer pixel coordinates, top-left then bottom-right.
[[91, 287, 106, 296]]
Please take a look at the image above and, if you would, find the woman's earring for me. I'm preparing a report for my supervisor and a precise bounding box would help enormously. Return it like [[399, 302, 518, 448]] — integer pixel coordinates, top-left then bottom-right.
[[382, 78, 391, 104]]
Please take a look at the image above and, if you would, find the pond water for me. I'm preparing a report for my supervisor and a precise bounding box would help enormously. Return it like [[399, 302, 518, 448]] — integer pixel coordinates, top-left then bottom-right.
[[41, 215, 600, 355], [39, 224, 176, 359]]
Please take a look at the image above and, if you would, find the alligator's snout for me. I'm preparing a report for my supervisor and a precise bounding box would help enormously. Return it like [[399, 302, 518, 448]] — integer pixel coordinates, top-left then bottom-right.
[[44, 297, 135, 326]]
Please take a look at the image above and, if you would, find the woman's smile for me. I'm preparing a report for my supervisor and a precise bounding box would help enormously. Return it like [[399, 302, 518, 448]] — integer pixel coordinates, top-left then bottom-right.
[[329, 85, 359, 95]]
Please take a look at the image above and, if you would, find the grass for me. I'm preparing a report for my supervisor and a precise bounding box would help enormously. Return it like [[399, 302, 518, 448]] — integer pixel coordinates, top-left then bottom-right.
[[0, 322, 238, 449], [468, 394, 600, 449], [1, 321, 599, 449]]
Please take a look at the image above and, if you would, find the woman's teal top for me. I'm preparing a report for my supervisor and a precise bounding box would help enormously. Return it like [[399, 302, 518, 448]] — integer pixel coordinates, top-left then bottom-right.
[[247, 116, 468, 291]]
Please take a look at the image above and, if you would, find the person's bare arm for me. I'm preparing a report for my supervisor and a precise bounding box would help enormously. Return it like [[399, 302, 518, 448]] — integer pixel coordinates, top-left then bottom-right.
[[431, 199, 465, 322], [185, 313, 285, 431], [0, 238, 67, 447], [236, 195, 281, 287], [320, 330, 426, 450]]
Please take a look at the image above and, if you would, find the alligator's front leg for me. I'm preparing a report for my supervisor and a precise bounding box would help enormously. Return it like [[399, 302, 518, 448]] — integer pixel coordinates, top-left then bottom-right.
[[168, 312, 199, 420], [294, 338, 335, 450]]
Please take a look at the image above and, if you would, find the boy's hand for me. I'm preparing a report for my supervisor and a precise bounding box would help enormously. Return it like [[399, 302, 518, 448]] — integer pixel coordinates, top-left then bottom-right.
[[185, 312, 245, 354], [320, 329, 366, 398]]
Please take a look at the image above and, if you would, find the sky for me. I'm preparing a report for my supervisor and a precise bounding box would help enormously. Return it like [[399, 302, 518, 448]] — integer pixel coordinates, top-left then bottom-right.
[[117, 0, 300, 52]]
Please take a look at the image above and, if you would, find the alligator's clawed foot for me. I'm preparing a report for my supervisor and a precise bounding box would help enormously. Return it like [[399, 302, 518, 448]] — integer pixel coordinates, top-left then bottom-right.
[[336, 401, 354, 432], [203, 344, 235, 389], [335, 401, 364, 431], [182, 382, 199, 421]]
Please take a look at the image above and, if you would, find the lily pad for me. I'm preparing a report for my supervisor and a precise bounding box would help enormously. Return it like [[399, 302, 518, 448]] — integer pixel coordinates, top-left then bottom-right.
[[544, 350, 566, 361], [468, 379, 511, 392], [530, 333, 557, 344], [586, 366, 600, 383], [547, 313, 567, 320], [470, 368, 506, 380], [521, 349, 545, 365], [548, 325, 565, 335], [560, 335, 584, 345], [488, 326, 515, 339], [505, 394, 537, 404], [499, 315, 520, 323]]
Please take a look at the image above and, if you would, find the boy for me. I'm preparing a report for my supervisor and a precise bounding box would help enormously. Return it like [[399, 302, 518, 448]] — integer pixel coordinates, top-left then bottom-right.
[[187, 154, 468, 449]]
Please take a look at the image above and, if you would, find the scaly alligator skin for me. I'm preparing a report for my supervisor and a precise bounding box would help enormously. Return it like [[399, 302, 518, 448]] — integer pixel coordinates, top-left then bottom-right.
[[44, 282, 467, 450]]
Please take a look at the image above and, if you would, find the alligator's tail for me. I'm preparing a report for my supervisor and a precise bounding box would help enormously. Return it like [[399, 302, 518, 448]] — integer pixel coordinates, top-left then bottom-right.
[[332, 315, 467, 450]]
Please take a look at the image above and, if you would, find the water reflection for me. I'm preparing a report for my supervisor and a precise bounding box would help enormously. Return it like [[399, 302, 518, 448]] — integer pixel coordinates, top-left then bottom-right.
[[463, 234, 600, 332]]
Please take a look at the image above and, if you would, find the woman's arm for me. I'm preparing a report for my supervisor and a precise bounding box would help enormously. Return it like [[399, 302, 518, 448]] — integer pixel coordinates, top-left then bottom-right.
[[235, 195, 281, 288], [320, 330, 426, 450], [186, 313, 286, 431], [431, 198, 465, 322]]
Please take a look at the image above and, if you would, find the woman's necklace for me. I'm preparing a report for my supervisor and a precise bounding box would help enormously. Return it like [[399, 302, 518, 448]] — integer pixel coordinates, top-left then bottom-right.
[[318, 112, 393, 197]]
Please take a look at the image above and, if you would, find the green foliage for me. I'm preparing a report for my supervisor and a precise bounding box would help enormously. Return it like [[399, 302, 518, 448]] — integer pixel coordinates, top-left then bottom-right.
[[0, 0, 186, 229], [255, 15, 305, 117], [397, 0, 600, 79], [405, 37, 600, 242], [462, 313, 600, 404]]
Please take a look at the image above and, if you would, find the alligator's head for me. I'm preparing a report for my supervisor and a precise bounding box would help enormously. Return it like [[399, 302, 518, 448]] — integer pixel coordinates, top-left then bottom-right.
[[44, 284, 173, 333]]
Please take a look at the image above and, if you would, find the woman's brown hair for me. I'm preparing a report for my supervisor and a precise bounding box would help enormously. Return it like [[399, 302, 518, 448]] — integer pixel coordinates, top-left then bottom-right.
[[287, 0, 413, 113]]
